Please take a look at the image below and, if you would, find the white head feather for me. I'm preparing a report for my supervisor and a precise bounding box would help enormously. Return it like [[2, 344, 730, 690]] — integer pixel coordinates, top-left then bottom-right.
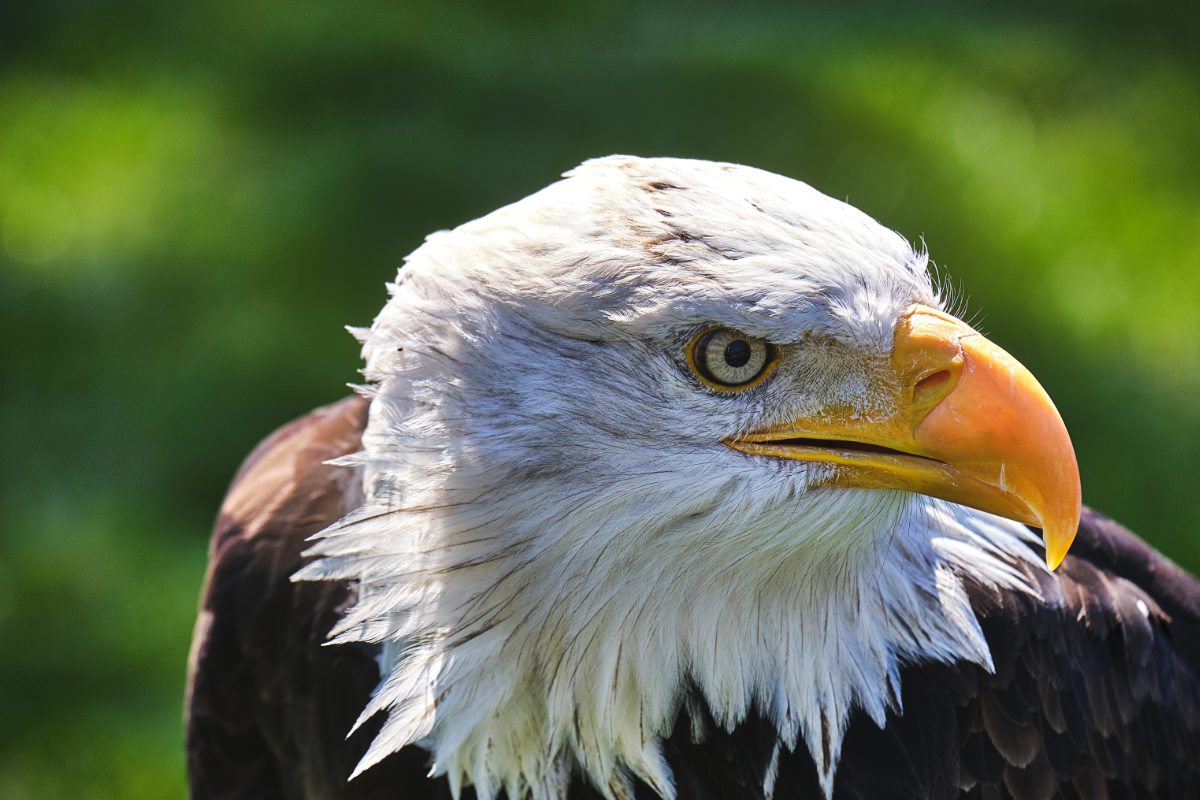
[[295, 156, 1043, 800]]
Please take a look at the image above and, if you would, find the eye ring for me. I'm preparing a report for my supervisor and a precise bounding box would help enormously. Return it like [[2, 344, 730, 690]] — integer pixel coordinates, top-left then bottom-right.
[[686, 328, 778, 391]]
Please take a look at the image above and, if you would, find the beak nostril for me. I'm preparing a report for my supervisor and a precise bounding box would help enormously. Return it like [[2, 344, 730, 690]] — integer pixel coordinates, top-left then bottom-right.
[[913, 370, 952, 406]]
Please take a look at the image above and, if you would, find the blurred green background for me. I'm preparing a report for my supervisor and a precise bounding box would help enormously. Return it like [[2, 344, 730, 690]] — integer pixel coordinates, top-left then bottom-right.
[[1, 1, 1197, 797]]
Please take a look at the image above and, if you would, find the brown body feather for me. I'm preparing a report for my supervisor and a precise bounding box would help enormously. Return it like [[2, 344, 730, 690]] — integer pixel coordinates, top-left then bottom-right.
[[186, 398, 1200, 799]]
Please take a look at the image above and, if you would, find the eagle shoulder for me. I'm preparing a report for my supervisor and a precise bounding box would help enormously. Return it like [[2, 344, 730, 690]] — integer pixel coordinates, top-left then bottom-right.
[[946, 508, 1200, 798], [184, 396, 448, 800]]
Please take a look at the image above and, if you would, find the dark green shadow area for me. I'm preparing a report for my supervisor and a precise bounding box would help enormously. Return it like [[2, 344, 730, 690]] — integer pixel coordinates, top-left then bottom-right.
[[1, 2, 1197, 797]]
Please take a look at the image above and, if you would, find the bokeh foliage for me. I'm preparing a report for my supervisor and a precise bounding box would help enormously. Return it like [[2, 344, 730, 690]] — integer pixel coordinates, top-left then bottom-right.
[[1, 2, 1197, 797]]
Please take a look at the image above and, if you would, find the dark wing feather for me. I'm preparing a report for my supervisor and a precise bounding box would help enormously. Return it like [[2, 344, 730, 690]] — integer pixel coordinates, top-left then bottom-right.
[[952, 508, 1200, 798], [185, 397, 453, 800]]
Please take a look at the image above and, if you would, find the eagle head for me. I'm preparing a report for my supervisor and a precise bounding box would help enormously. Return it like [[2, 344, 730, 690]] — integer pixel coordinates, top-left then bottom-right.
[[295, 156, 1080, 800]]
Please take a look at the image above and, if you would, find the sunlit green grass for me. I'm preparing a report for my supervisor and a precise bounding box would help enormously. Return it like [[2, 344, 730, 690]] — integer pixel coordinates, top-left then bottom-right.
[[2, 3, 1197, 797]]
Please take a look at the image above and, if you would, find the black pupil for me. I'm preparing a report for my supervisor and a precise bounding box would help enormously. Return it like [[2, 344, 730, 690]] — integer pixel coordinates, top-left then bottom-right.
[[724, 339, 752, 368]]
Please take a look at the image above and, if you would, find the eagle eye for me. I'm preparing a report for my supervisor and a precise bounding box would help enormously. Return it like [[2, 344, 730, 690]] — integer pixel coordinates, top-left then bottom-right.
[[688, 328, 777, 391]]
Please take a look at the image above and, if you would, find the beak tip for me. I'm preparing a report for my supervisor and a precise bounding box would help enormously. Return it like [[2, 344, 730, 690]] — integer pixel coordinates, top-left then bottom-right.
[[1044, 548, 1067, 571], [1042, 512, 1080, 571]]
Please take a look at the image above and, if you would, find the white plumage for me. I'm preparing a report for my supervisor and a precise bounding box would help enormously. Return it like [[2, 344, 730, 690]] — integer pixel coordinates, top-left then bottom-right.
[[293, 156, 1047, 800]]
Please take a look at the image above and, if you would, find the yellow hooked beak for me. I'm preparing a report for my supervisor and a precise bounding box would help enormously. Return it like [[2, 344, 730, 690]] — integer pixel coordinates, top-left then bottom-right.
[[726, 305, 1081, 569]]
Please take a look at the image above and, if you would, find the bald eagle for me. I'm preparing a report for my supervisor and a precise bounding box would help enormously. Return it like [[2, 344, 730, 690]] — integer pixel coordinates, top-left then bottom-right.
[[186, 156, 1200, 799]]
